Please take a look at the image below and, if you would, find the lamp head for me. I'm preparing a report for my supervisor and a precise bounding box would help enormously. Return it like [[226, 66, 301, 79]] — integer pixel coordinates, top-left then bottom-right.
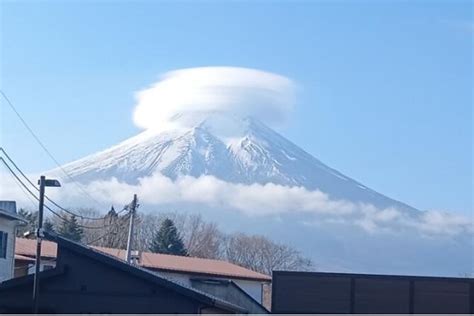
[[37, 177, 61, 187]]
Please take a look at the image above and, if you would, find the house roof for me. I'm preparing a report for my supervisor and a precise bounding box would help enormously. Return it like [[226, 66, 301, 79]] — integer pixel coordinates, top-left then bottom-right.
[[4, 232, 248, 314], [15, 238, 271, 282], [16, 238, 58, 259], [0, 209, 26, 222]]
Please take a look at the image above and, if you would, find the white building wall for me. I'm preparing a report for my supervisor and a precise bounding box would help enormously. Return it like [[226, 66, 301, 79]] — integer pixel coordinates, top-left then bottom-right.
[[233, 279, 263, 303], [0, 220, 17, 282], [155, 271, 193, 286], [156, 270, 264, 303]]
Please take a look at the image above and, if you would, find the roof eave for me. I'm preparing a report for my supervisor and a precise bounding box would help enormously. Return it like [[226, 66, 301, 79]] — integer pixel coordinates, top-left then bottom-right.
[[144, 266, 271, 282], [0, 209, 27, 223], [0, 266, 65, 290]]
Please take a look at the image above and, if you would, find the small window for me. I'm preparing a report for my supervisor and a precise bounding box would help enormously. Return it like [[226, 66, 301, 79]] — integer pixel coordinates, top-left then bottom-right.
[[0, 231, 8, 259]]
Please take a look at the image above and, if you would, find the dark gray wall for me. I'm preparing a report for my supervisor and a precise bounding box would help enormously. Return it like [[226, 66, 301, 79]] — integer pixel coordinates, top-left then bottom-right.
[[272, 271, 474, 314]]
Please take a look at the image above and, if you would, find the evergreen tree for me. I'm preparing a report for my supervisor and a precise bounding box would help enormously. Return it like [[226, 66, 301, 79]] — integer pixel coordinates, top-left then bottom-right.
[[43, 219, 55, 233], [57, 214, 83, 242], [16, 209, 38, 237], [149, 218, 187, 256]]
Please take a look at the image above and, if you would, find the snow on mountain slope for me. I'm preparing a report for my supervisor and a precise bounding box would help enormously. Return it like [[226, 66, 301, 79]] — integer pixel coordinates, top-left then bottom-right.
[[54, 111, 417, 213]]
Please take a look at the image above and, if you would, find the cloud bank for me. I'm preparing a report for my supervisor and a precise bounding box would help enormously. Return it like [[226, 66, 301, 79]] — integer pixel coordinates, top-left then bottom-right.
[[2, 171, 471, 238], [133, 67, 296, 130]]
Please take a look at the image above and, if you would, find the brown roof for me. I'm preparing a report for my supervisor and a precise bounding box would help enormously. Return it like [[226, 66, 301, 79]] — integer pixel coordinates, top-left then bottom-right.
[[15, 238, 58, 259], [15, 238, 271, 282]]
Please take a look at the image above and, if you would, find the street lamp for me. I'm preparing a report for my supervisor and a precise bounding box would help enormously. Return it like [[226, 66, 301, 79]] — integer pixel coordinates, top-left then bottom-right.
[[32, 175, 60, 314]]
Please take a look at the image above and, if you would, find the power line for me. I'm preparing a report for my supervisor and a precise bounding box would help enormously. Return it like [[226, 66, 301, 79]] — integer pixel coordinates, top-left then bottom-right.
[[2, 149, 128, 224], [2, 155, 135, 255], [46, 203, 128, 231], [87, 233, 108, 245], [1, 150, 135, 245], [86, 230, 120, 246], [0, 90, 103, 207], [1, 157, 42, 208], [1, 159, 38, 209], [0, 158, 113, 231], [1, 147, 109, 221], [45, 205, 106, 230], [79, 208, 132, 246]]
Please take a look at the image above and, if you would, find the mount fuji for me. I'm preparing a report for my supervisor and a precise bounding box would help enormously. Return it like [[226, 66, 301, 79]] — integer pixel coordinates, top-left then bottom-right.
[[56, 111, 416, 214]]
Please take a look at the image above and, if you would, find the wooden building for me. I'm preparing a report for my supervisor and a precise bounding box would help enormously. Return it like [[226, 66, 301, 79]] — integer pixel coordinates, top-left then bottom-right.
[[272, 270, 474, 314]]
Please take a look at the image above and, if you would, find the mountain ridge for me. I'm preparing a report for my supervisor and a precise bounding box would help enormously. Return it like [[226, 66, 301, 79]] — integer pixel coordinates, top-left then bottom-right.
[[53, 111, 417, 214]]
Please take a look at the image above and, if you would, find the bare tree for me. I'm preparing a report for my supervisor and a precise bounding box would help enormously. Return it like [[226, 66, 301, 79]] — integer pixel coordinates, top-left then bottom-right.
[[180, 214, 225, 259], [136, 212, 225, 259], [75, 208, 315, 276], [91, 209, 129, 248], [72, 207, 129, 248], [16, 208, 37, 237], [225, 233, 314, 275]]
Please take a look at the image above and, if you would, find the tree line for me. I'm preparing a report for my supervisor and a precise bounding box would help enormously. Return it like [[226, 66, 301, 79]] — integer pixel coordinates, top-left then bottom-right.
[[16, 208, 314, 275]]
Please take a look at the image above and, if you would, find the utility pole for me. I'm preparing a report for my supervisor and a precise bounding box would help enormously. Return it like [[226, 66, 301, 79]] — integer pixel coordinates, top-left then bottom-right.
[[125, 194, 138, 263], [32, 176, 60, 314]]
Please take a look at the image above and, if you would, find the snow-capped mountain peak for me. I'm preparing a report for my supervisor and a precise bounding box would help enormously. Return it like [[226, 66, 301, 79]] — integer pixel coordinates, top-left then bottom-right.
[[54, 111, 416, 213]]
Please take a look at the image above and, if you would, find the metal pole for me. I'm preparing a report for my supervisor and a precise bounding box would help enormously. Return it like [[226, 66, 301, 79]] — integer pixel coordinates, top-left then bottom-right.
[[125, 194, 137, 263], [32, 175, 45, 314]]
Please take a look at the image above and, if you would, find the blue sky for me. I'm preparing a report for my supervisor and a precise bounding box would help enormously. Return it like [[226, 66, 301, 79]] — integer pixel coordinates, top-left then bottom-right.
[[0, 1, 472, 215]]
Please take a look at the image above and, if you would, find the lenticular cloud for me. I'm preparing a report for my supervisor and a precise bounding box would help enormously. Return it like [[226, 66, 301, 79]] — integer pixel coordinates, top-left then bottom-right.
[[132, 67, 296, 130]]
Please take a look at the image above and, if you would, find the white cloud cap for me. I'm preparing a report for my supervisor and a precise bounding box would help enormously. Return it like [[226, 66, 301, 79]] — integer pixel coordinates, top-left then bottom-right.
[[133, 67, 296, 130]]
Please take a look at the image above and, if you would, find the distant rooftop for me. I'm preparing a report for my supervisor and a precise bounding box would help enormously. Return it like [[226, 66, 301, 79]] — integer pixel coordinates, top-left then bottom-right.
[[15, 238, 271, 282]]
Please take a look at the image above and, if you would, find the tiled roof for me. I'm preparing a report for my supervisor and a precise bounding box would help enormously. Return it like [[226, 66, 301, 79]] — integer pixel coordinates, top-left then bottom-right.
[[96, 245, 271, 281], [15, 238, 271, 281]]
